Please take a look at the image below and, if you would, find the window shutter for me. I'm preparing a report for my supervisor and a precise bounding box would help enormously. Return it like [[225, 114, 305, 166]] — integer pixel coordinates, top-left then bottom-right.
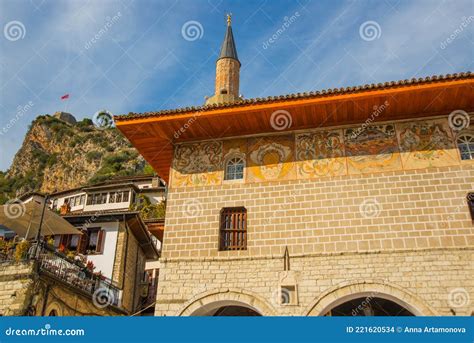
[[78, 231, 88, 254], [96, 230, 105, 253], [468, 193, 474, 220], [219, 207, 247, 251]]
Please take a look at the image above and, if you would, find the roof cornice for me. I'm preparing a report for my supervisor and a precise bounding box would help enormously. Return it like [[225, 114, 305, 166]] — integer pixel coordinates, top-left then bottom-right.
[[114, 72, 472, 122]]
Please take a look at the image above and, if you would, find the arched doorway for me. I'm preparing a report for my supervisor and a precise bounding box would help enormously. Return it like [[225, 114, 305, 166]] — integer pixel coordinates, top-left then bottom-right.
[[189, 300, 262, 316], [178, 289, 277, 316], [208, 305, 261, 316], [305, 281, 437, 316], [48, 309, 58, 316], [324, 297, 414, 316]]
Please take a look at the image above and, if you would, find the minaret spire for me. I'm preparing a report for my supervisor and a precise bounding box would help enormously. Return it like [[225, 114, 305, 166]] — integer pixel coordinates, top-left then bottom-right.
[[205, 14, 241, 105]]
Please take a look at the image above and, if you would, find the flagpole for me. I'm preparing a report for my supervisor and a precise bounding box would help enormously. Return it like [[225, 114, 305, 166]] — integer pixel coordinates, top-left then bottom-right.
[[61, 94, 70, 112]]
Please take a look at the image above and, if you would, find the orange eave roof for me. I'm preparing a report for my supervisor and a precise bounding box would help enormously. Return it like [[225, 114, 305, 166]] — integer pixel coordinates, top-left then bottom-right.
[[115, 72, 474, 182]]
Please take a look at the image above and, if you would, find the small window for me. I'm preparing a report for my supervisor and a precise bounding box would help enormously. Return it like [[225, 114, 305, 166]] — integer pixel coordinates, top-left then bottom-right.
[[79, 195, 85, 205], [225, 157, 245, 181], [85, 228, 105, 254], [220, 89, 228, 94], [57, 234, 80, 252], [123, 191, 130, 202], [457, 134, 474, 160], [219, 207, 247, 251]]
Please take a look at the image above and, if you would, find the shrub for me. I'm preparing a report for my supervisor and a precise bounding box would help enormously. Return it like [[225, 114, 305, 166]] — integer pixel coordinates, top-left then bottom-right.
[[86, 151, 102, 162], [14, 240, 30, 261]]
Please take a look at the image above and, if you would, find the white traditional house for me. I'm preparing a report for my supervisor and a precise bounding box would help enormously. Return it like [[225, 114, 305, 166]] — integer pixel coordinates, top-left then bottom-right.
[[9, 175, 166, 315], [48, 175, 164, 277]]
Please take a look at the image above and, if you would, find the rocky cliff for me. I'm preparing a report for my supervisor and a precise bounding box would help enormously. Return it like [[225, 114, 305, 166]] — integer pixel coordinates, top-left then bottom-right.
[[0, 114, 150, 203]]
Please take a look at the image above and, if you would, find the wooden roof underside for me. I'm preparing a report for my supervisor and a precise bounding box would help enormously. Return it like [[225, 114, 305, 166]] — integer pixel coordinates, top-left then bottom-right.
[[116, 77, 474, 182]]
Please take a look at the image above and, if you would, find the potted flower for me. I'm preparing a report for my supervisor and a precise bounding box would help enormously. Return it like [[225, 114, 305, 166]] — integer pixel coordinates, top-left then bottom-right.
[[86, 260, 95, 272]]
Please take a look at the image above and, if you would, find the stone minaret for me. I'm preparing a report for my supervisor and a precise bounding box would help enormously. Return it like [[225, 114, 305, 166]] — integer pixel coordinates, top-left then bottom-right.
[[205, 14, 241, 105]]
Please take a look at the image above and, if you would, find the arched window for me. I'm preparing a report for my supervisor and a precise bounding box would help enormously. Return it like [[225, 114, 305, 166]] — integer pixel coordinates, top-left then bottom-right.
[[457, 134, 474, 160], [224, 156, 245, 181], [48, 309, 58, 316]]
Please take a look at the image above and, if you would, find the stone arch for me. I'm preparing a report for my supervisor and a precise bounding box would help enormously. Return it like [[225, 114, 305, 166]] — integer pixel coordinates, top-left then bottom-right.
[[44, 302, 63, 316], [178, 288, 277, 316], [305, 280, 438, 316]]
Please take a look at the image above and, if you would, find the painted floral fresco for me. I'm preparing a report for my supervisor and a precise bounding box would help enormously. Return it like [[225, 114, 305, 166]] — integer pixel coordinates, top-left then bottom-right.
[[397, 119, 459, 169], [247, 135, 295, 182], [223, 139, 247, 162], [169, 118, 462, 188], [172, 141, 223, 187], [295, 130, 347, 179], [343, 124, 402, 174]]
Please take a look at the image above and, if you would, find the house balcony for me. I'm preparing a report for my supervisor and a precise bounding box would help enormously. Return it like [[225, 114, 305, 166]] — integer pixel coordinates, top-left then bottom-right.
[[0, 240, 121, 310]]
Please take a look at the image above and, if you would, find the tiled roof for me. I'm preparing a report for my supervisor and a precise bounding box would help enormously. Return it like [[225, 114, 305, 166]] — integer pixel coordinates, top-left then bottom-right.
[[114, 72, 472, 122], [48, 174, 162, 197]]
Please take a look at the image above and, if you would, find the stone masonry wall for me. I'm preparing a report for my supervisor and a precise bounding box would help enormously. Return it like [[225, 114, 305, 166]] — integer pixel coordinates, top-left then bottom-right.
[[157, 113, 474, 316], [215, 58, 239, 97], [164, 164, 474, 258], [0, 261, 121, 316], [155, 248, 473, 316], [157, 162, 474, 316], [0, 261, 35, 315]]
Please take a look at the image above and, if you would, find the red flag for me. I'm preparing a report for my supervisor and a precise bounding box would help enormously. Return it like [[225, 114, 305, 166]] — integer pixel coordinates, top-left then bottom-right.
[[61, 94, 70, 100]]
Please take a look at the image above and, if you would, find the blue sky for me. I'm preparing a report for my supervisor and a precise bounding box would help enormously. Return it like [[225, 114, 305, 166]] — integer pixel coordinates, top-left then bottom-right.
[[0, 0, 472, 171]]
